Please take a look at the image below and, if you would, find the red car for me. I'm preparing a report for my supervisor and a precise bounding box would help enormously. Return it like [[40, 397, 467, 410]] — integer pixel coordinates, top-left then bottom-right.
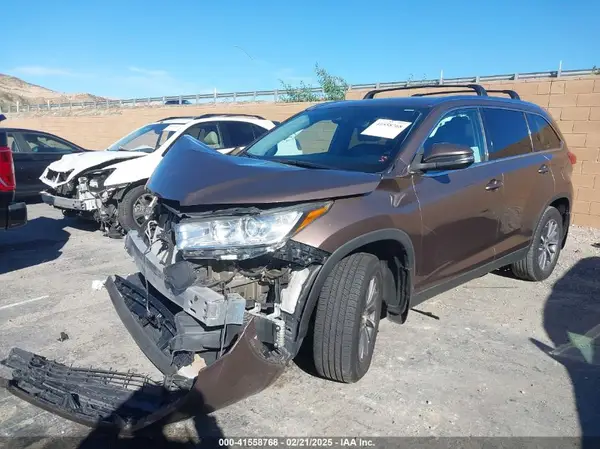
[[0, 114, 27, 230]]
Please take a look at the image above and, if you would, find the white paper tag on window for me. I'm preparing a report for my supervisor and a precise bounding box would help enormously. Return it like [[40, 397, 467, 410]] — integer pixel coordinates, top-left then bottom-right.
[[164, 124, 183, 132], [360, 119, 412, 139]]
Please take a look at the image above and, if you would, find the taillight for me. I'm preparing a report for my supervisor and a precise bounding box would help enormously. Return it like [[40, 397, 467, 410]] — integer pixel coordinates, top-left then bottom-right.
[[0, 146, 16, 192], [567, 150, 577, 165]]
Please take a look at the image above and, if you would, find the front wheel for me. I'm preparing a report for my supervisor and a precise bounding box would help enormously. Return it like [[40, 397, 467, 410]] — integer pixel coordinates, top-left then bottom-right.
[[511, 206, 563, 281], [312, 253, 383, 383], [117, 185, 154, 233]]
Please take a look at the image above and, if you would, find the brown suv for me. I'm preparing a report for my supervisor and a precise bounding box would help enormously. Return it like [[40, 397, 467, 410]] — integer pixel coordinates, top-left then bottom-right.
[[2, 84, 575, 431]]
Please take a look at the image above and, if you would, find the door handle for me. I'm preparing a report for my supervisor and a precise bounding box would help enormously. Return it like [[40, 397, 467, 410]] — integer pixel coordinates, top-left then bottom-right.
[[485, 179, 503, 191], [538, 164, 549, 174]]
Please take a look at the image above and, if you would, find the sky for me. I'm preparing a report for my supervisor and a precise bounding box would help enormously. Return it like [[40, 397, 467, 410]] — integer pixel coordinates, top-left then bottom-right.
[[2, 0, 599, 99]]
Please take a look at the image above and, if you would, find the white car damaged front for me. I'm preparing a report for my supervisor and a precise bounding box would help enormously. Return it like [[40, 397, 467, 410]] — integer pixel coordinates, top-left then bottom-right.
[[38, 118, 193, 232], [39, 115, 276, 237]]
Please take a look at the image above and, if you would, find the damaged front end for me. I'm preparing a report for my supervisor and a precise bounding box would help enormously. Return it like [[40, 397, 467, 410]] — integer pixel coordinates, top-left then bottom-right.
[[1, 200, 330, 431], [41, 168, 129, 236]]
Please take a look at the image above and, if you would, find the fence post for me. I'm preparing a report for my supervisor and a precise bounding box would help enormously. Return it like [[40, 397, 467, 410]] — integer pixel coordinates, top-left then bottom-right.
[[178, 95, 182, 105], [213, 88, 217, 105], [253, 91, 257, 102], [233, 92, 237, 103], [274, 89, 278, 102], [439, 70, 444, 85], [133, 98, 136, 107], [147, 97, 150, 106], [196, 94, 199, 105], [16, 101, 19, 113], [47, 100, 50, 110], [557, 60, 563, 78], [106, 99, 109, 109]]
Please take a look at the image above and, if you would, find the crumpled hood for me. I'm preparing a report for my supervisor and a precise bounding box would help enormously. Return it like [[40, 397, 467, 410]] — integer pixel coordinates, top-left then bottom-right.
[[40, 150, 147, 187], [147, 135, 382, 206]]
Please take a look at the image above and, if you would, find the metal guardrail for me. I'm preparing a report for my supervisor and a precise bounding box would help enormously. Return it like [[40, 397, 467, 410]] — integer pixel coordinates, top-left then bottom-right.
[[2, 66, 597, 114]]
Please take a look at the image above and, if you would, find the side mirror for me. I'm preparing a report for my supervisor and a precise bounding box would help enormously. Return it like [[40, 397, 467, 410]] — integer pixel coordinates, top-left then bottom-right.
[[413, 143, 475, 172]]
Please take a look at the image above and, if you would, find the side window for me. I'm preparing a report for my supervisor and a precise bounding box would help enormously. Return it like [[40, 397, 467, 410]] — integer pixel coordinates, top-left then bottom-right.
[[251, 124, 269, 139], [182, 124, 202, 140], [6, 133, 20, 152], [220, 121, 256, 147], [526, 113, 562, 152], [21, 133, 77, 153], [481, 108, 532, 160], [423, 109, 485, 163], [195, 123, 224, 150]]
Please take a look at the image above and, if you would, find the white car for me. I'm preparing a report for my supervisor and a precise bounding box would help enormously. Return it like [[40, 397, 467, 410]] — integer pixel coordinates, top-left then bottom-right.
[[39, 114, 277, 236]]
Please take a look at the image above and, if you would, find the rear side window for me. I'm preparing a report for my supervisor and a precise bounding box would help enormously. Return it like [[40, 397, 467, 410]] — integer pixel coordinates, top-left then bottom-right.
[[220, 121, 256, 147], [6, 133, 19, 152], [251, 124, 269, 139], [481, 108, 532, 160], [526, 113, 562, 151]]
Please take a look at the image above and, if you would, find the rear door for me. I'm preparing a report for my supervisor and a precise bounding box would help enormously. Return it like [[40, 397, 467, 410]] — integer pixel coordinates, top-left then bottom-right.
[[12, 131, 83, 198], [412, 107, 504, 291], [480, 107, 555, 259]]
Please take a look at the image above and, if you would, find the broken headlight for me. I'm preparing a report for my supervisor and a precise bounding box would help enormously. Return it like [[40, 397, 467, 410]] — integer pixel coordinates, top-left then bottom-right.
[[87, 168, 115, 192], [174, 202, 331, 260]]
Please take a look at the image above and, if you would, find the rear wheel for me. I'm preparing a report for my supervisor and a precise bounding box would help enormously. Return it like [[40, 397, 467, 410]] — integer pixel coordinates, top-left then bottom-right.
[[511, 206, 563, 281], [313, 253, 383, 383], [117, 185, 153, 233]]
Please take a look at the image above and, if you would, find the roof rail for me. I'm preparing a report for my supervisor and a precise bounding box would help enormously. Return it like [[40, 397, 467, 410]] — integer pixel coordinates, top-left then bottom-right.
[[157, 116, 197, 122], [194, 113, 266, 120], [412, 89, 480, 97], [486, 89, 521, 100], [363, 84, 488, 99]]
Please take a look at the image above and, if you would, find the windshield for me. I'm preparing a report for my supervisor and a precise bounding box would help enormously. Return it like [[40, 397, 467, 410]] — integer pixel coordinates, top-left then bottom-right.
[[243, 105, 426, 172], [106, 123, 182, 153]]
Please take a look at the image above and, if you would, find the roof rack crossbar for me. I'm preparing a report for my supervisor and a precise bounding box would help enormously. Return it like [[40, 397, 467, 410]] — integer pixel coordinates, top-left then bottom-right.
[[363, 83, 488, 99], [194, 113, 266, 120], [486, 89, 521, 100]]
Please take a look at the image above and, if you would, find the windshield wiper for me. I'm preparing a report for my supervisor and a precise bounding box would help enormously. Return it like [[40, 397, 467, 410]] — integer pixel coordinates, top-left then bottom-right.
[[272, 159, 331, 170]]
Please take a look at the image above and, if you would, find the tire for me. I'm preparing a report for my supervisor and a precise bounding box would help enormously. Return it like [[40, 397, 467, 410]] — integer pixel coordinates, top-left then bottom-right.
[[117, 185, 153, 233], [313, 252, 383, 383], [511, 206, 563, 281]]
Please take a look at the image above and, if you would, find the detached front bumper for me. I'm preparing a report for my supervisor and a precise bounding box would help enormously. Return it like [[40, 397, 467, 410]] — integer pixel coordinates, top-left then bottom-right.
[[1, 274, 287, 432]]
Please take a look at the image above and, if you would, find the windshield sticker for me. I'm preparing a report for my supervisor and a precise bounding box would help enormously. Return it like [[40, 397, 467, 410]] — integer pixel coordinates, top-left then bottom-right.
[[164, 124, 183, 132], [360, 119, 412, 139]]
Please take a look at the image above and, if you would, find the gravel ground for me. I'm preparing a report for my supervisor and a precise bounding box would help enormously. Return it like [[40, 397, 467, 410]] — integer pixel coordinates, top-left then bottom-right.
[[1, 204, 600, 443]]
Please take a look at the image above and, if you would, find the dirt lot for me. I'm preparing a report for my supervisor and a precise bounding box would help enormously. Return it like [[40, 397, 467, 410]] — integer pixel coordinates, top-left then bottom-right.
[[1, 204, 600, 442]]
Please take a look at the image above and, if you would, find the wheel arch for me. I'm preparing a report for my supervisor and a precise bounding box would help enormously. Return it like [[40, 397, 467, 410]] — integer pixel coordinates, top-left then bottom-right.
[[295, 229, 416, 345], [538, 193, 571, 249], [112, 179, 149, 202]]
